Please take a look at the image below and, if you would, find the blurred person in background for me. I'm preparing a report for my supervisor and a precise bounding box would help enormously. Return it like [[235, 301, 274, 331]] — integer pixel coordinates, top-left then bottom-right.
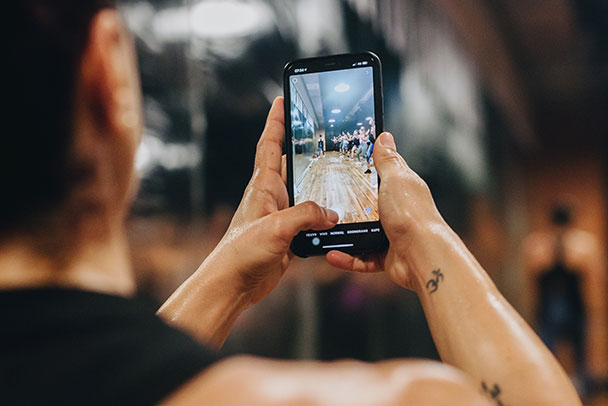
[[524, 203, 607, 395], [1, 0, 583, 405]]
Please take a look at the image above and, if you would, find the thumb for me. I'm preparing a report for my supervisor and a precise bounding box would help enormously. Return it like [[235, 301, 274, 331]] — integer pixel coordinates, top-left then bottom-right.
[[372, 132, 408, 180], [266, 201, 339, 243]]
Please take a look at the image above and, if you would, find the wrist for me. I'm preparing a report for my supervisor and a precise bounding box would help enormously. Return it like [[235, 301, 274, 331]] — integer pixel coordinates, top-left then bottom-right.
[[197, 248, 254, 311], [399, 220, 496, 301], [158, 250, 251, 348], [388, 219, 458, 293]]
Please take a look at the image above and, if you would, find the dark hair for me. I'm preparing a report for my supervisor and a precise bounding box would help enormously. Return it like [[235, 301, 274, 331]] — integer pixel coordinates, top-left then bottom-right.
[[2, 0, 115, 239], [551, 204, 572, 226]]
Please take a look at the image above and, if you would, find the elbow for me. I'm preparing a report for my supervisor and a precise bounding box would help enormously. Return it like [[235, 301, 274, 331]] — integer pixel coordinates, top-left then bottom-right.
[[386, 360, 488, 406]]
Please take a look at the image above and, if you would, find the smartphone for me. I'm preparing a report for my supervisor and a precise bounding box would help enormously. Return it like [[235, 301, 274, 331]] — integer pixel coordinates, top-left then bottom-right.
[[284, 51, 389, 257]]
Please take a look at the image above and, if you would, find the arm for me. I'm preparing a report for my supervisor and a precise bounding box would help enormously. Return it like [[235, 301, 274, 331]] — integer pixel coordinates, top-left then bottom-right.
[[158, 100, 489, 406], [408, 226, 579, 406], [327, 132, 581, 406], [161, 356, 489, 406], [158, 98, 338, 347]]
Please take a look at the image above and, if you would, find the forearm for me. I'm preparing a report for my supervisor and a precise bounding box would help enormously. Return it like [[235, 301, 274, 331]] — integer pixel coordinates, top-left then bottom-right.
[[157, 250, 249, 349], [406, 222, 580, 405]]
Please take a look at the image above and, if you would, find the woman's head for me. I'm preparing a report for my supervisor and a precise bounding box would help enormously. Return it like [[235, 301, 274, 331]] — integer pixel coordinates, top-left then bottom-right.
[[4, 0, 142, 248]]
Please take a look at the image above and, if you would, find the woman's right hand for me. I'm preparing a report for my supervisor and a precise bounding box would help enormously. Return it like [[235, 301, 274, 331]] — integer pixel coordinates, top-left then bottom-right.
[[326, 132, 449, 291]]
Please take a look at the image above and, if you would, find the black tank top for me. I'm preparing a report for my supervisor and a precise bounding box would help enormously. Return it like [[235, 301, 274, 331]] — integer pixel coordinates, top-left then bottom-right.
[[0, 288, 218, 405], [538, 234, 585, 330]]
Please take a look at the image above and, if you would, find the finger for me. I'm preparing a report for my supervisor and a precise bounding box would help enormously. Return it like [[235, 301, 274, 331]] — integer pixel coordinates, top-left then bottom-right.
[[281, 155, 287, 185], [246, 167, 289, 209], [254, 97, 285, 174], [372, 132, 409, 180], [325, 250, 384, 273], [269, 201, 338, 243]]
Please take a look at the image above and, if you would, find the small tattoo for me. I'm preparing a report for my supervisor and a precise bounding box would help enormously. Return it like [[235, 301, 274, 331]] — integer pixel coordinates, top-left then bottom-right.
[[426, 269, 444, 294], [481, 382, 504, 406]]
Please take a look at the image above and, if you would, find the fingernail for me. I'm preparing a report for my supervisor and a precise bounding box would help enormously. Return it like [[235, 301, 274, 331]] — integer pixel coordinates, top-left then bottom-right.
[[378, 132, 396, 149], [325, 208, 339, 223]]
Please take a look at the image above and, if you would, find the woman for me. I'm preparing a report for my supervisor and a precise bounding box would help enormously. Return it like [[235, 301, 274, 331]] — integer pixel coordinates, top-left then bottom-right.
[[1, 1, 581, 405]]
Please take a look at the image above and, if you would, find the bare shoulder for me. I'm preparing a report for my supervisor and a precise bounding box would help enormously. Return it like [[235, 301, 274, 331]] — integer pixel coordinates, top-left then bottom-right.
[[160, 356, 489, 406], [384, 359, 490, 405], [522, 232, 553, 272], [567, 229, 600, 258]]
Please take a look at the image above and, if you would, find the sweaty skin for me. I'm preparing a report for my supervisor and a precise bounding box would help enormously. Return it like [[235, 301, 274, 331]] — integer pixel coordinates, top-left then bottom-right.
[[326, 132, 581, 406], [159, 99, 580, 405], [163, 357, 489, 406]]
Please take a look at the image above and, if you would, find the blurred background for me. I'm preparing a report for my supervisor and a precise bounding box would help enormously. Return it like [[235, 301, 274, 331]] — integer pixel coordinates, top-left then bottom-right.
[[117, 0, 608, 403]]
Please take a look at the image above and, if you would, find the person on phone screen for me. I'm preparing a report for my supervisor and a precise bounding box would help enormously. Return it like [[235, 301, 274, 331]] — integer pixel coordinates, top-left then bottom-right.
[[350, 129, 360, 160], [341, 133, 349, 157], [317, 134, 325, 158], [1, 1, 581, 405], [356, 126, 369, 164], [365, 118, 376, 174]]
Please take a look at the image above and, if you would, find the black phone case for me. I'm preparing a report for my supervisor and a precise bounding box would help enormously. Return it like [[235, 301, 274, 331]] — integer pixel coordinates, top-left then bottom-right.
[[283, 52, 389, 257]]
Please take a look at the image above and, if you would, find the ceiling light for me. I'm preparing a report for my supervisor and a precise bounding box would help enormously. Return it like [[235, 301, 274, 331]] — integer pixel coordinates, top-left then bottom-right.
[[328, 119, 336, 123], [334, 83, 350, 92], [356, 122, 363, 125], [331, 109, 341, 113], [190, 1, 272, 39], [152, 7, 190, 43]]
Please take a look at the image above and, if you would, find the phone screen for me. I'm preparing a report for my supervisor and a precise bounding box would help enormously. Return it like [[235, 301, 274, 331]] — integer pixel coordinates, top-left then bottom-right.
[[288, 66, 378, 224]]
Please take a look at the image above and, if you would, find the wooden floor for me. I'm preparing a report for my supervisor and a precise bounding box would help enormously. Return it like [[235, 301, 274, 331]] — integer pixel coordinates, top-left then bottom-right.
[[295, 151, 379, 224]]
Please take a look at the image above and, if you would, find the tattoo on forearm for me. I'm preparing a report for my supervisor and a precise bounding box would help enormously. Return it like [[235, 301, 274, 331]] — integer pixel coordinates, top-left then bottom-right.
[[481, 382, 504, 406], [426, 269, 444, 294]]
